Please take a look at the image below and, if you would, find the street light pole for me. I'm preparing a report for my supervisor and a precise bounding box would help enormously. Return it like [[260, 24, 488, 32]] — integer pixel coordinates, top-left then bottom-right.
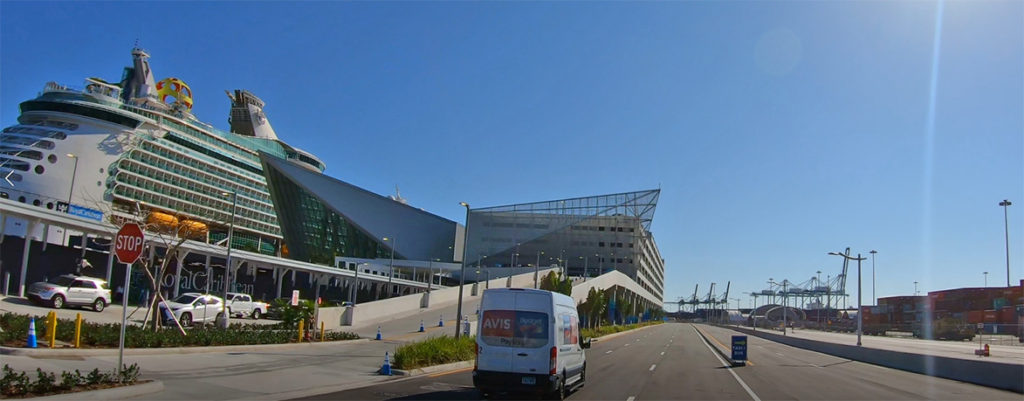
[[869, 250, 877, 305], [534, 251, 544, 289], [914, 281, 918, 295], [218, 191, 238, 329], [384, 237, 396, 298], [999, 200, 1012, 287], [829, 250, 867, 346], [983, 271, 988, 287], [455, 202, 470, 338], [66, 153, 78, 205]]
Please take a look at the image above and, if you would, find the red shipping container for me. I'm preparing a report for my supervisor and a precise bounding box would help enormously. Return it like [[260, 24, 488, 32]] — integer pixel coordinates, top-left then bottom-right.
[[967, 310, 984, 324], [983, 310, 998, 323], [999, 307, 1017, 324]]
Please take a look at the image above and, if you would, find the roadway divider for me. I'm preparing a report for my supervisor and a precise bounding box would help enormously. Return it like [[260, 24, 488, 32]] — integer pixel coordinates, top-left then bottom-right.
[[724, 325, 1024, 394], [692, 324, 745, 367]]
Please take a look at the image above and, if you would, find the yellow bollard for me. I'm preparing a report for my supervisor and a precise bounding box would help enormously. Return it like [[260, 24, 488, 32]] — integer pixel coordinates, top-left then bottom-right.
[[298, 319, 304, 342], [320, 321, 325, 342], [48, 311, 57, 348], [74, 313, 82, 348]]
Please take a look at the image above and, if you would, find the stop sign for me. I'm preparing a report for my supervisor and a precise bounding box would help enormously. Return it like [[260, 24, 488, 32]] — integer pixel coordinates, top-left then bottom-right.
[[115, 223, 145, 264]]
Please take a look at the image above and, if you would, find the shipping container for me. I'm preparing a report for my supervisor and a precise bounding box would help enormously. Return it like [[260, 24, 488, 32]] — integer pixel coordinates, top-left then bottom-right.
[[999, 307, 1017, 324], [966, 310, 984, 324], [983, 309, 998, 323]]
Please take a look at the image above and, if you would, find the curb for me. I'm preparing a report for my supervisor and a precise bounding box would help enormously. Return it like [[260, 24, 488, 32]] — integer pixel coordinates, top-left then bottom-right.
[[589, 322, 663, 343], [392, 360, 474, 377], [0, 338, 371, 357], [34, 380, 163, 400]]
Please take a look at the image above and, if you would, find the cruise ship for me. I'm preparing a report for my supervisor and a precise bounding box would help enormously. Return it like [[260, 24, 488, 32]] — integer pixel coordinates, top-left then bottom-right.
[[0, 47, 325, 255]]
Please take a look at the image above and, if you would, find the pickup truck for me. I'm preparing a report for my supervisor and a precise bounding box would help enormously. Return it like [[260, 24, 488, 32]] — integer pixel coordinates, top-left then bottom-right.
[[226, 292, 270, 319]]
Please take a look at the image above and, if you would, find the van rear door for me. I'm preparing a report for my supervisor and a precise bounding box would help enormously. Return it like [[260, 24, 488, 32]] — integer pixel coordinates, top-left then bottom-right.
[[510, 291, 552, 375], [478, 291, 516, 372]]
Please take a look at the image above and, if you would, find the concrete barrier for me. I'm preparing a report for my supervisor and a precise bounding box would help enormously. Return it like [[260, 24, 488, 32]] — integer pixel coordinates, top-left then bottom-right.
[[320, 268, 559, 331], [727, 325, 1024, 393]]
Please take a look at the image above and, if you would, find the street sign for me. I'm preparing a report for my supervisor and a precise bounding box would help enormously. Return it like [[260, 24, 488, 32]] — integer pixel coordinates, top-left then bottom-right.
[[291, 290, 300, 306], [731, 335, 748, 362], [114, 223, 145, 264], [977, 323, 984, 329]]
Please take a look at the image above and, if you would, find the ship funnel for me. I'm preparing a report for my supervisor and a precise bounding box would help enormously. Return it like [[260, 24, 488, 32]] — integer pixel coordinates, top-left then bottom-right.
[[228, 89, 279, 140]]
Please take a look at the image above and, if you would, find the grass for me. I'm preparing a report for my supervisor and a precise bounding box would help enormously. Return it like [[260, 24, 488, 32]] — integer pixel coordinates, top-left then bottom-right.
[[581, 321, 663, 339], [392, 335, 476, 370]]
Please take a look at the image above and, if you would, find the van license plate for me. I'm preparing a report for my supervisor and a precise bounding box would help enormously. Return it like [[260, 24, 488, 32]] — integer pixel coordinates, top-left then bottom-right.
[[521, 377, 536, 385]]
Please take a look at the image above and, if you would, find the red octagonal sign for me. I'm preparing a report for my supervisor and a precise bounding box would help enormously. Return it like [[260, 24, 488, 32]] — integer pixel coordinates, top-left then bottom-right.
[[115, 223, 145, 264]]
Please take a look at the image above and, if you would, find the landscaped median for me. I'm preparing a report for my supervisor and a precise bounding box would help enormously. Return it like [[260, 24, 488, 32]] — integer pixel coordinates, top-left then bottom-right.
[[391, 321, 665, 372], [581, 320, 663, 339], [0, 312, 359, 348], [1, 363, 142, 398]]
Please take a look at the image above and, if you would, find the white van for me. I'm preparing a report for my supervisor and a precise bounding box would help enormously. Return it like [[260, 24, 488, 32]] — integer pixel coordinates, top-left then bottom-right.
[[473, 288, 591, 399]]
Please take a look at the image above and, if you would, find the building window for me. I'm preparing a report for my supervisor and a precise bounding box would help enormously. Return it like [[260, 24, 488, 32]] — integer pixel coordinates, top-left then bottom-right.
[[598, 226, 605, 231], [617, 227, 623, 232], [34, 165, 44, 174], [32, 199, 41, 206], [598, 242, 605, 247], [18, 196, 26, 203]]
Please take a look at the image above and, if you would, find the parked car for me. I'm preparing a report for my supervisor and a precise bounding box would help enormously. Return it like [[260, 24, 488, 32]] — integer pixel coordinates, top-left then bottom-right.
[[26, 275, 111, 312], [226, 292, 269, 319], [161, 293, 224, 326]]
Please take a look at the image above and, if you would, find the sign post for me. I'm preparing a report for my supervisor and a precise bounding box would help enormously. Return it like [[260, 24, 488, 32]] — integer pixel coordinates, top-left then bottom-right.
[[731, 335, 748, 366], [114, 223, 144, 381]]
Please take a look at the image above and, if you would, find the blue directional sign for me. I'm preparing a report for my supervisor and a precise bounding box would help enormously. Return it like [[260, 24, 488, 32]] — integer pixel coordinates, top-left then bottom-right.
[[731, 335, 748, 361], [68, 204, 104, 221]]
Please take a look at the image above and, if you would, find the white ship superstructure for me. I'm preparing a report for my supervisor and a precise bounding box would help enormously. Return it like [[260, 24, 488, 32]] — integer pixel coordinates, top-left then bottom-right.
[[0, 47, 325, 254]]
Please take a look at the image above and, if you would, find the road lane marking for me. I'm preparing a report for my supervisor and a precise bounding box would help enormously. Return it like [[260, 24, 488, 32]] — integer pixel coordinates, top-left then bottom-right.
[[775, 353, 783, 356], [627, 397, 636, 401], [625, 343, 630, 347], [660, 351, 665, 356], [693, 326, 762, 401], [427, 366, 474, 378], [606, 350, 614, 354], [649, 364, 657, 371]]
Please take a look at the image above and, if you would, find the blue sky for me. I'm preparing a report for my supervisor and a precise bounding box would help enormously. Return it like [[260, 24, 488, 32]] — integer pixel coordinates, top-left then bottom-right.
[[2, 1, 1021, 307]]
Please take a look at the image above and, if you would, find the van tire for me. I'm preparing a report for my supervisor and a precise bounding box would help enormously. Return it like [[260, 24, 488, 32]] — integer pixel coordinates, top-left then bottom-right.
[[547, 374, 566, 400]]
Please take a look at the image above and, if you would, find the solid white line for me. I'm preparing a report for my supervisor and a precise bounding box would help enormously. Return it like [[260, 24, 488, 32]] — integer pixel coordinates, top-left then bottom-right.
[[649, 364, 657, 372], [693, 326, 762, 401], [627, 397, 636, 401]]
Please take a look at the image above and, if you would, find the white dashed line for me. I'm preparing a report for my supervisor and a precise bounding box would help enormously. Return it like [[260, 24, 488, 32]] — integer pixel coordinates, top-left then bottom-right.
[[649, 364, 657, 372], [660, 351, 665, 356], [625, 343, 631, 347], [606, 350, 613, 354], [627, 397, 636, 401], [775, 352, 784, 356]]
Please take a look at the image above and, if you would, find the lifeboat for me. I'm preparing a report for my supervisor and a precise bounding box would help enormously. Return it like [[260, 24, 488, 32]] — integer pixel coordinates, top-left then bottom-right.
[[147, 211, 179, 231], [281, 243, 289, 257], [179, 220, 208, 238]]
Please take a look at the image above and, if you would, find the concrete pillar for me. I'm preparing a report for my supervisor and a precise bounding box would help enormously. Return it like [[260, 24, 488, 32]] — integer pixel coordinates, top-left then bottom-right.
[[17, 220, 37, 297], [80, 233, 88, 258], [276, 268, 285, 299], [105, 245, 115, 283], [173, 253, 184, 298], [41, 223, 49, 251], [0, 213, 7, 245]]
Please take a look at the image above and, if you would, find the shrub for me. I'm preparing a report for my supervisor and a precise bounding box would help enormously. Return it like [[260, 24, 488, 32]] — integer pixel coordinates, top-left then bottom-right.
[[581, 321, 662, 339], [393, 335, 476, 370], [0, 312, 359, 348]]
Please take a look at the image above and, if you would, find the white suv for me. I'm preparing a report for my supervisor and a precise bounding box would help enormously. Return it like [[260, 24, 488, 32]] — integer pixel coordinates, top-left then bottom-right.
[[27, 275, 112, 312]]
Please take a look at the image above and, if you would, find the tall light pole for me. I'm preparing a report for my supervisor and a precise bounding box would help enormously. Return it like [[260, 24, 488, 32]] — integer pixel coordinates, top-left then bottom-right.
[[869, 250, 877, 305], [914, 281, 919, 295], [455, 202, 470, 338], [383, 237, 396, 298], [999, 200, 1012, 287], [829, 250, 867, 346], [218, 191, 238, 329], [534, 250, 544, 289], [983, 271, 988, 287], [66, 153, 78, 205], [352, 262, 367, 305]]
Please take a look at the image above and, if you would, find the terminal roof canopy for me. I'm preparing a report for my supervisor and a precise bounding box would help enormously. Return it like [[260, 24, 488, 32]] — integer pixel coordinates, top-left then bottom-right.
[[466, 189, 660, 263], [260, 153, 457, 264]]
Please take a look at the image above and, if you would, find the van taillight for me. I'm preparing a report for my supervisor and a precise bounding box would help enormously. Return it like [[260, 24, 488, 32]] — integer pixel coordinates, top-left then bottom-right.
[[549, 346, 557, 375]]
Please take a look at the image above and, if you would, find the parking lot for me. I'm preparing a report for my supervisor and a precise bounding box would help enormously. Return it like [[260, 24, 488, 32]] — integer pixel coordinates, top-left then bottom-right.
[[1, 295, 281, 327]]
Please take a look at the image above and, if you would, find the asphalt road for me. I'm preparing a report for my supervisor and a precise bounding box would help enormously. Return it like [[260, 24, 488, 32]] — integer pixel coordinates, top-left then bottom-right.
[[295, 322, 1021, 401]]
